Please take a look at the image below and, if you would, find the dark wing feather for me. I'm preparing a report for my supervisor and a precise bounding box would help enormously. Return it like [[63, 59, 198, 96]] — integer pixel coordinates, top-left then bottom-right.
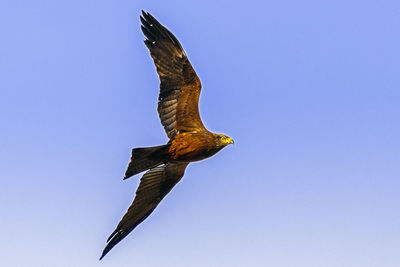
[[100, 162, 189, 260], [140, 11, 205, 139]]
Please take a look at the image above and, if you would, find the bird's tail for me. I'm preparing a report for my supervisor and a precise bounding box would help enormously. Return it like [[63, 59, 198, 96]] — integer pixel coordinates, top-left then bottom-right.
[[124, 144, 169, 179]]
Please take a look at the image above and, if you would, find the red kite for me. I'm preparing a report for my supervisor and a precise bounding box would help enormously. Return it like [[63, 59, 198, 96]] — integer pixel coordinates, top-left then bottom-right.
[[100, 11, 233, 260]]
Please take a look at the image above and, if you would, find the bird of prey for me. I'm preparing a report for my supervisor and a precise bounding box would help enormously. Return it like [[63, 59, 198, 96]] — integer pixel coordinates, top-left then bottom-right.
[[100, 11, 234, 260]]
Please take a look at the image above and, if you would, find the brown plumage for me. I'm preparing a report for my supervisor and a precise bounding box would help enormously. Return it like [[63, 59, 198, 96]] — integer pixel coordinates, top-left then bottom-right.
[[100, 10, 233, 260]]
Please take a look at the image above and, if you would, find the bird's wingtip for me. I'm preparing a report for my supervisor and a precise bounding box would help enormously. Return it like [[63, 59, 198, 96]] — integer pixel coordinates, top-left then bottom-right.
[[141, 10, 150, 17], [99, 253, 105, 261]]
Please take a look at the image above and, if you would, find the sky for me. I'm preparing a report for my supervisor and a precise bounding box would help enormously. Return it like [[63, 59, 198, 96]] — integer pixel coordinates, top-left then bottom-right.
[[1, 0, 400, 266]]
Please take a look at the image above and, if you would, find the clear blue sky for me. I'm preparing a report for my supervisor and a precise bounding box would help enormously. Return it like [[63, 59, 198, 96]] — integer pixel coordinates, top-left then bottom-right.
[[1, 1, 399, 266]]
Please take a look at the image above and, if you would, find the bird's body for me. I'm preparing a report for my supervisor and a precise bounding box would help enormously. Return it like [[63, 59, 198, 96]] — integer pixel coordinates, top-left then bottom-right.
[[169, 131, 226, 161], [100, 11, 233, 260]]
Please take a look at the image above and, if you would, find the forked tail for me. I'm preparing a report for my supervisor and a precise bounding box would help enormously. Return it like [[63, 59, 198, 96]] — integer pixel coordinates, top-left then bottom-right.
[[124, 145, 168, 179]]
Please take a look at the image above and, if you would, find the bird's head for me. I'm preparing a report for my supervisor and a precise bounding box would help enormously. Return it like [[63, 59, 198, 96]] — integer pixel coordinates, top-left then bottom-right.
[[215, 134, 234, 147]]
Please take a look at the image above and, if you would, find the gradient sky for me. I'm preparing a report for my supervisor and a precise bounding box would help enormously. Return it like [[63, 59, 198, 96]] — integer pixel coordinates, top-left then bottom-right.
[[1, 1, 400, 266]]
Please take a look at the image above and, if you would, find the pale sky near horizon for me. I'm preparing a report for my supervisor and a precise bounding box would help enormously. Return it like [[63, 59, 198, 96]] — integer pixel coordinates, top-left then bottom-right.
[[1, 1, 400, 266]]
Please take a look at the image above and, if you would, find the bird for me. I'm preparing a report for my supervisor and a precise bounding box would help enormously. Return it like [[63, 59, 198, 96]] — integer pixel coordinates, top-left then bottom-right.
[[100, 10, 234, 260]]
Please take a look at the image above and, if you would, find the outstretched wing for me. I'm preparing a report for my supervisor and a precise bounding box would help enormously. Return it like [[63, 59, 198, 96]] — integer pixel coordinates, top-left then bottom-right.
[[100, 162, 189, 260], [141, 11, 206, 139]]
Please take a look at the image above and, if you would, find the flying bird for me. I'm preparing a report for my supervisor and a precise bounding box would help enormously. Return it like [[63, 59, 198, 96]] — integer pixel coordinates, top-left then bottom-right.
[[100, 11, 234, 260]]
